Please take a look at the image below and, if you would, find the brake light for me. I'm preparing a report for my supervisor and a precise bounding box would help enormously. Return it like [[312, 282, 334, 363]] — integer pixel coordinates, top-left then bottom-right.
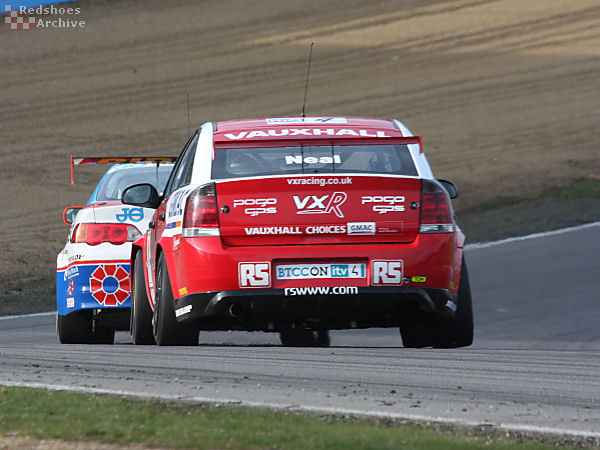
[[419, 180, 455, 233], [71, 223, 141, 245], [182, 183, 220, 237]]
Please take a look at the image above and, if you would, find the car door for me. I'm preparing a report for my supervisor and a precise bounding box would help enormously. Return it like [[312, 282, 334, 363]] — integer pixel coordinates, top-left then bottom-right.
[[146, 133, 199, 305]]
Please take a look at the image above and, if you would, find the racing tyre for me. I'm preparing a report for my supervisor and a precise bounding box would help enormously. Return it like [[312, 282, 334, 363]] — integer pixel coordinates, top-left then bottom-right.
[[57, 311, 93, 344], [57, 310, 115, 344], [316, 330, 331, 347], [130, 251, 155, 345], [432, 257, 474, 348], [153, 253, 198, 346], [279, 330, 330, 347], [400, 317, 433, 348], [93, 325, 116, 345]]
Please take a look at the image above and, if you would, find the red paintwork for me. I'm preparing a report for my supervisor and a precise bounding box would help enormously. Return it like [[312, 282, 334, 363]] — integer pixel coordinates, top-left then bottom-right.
[[214, 117, 410, 145], [57, 259, 131, 272], [216, 176, 421, 246], [215, 117, 402, 133], [89, 201, 122, 207], [135, 117, 465, 311], [164, 233, 459, 298]]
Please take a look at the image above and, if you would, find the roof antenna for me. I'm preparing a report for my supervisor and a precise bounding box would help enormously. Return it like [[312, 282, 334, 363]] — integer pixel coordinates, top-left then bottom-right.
[[301, 42, 314, 119], [155, 158, 160, 191], [186, 93, 191, 136]]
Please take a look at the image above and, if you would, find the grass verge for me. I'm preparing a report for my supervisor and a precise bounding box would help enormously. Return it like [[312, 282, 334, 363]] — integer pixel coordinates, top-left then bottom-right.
[[0, 386, 588, 449]]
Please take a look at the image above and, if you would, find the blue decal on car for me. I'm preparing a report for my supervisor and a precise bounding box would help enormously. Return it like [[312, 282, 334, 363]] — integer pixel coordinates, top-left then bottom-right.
[[116, 207, 144, 223], [57, 263, 131, 316]]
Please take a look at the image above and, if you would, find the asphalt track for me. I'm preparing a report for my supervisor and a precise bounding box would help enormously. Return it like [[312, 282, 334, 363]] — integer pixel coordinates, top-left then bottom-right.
[[0, 223, 599, 437]]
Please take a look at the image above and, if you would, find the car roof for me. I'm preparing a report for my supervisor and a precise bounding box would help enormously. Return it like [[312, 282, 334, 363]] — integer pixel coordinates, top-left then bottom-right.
[[192, 117, 435, 182]]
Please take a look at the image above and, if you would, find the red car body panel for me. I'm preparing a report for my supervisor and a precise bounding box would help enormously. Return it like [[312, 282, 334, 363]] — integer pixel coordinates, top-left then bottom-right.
[[213, 117, 411, 145], [129, 117, 466, 333], [216, 176, 422, 246], [163, 233, 460, 297]]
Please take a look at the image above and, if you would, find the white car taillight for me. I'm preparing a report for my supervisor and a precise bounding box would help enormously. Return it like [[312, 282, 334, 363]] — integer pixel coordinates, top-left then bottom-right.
[[182, 183, 221, 237], [71, 223, 141, 245], [419, 180, 455, 233]]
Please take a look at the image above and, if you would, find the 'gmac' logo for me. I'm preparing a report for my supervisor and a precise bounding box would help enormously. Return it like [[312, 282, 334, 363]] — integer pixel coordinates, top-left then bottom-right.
[[292, 192, 347, 218]]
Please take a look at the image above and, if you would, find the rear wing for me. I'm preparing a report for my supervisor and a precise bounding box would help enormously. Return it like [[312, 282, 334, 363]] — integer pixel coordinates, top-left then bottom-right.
[[213, 135, 423, 151], [70, 155, 177, 184]]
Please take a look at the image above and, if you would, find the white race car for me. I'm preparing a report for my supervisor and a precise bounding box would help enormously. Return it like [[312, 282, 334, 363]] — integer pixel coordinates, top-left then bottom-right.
[[56, 157, 174, 344]]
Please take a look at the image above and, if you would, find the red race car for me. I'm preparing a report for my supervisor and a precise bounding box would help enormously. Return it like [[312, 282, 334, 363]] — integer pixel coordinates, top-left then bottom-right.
[[122, 117, 473, 347]]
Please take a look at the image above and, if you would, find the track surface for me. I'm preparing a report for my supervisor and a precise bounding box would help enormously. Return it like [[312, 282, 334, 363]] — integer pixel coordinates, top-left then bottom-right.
[[1, 224, 599, 436]]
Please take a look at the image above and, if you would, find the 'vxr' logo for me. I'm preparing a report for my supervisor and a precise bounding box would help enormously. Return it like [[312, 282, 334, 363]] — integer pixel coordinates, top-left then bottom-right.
[[292, 192, 347, 218]]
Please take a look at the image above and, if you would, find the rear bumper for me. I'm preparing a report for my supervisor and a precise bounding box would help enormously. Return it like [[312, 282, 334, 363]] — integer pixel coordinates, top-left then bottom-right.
[[56, 259, 132, 316], [173, 286, 457, 331], [164, 233, 463, 300]]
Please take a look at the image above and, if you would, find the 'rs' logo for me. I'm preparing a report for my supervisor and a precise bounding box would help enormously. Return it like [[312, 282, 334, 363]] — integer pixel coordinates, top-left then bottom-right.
[[292, 192, 347, 218]]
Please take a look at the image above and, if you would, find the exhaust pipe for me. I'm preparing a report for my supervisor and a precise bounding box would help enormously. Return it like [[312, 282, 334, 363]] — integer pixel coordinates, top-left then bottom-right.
[[228, 303, 244, 320]]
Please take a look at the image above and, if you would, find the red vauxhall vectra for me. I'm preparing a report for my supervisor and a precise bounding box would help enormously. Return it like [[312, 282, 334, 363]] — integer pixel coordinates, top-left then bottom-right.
[[122, 117, 473, 348]]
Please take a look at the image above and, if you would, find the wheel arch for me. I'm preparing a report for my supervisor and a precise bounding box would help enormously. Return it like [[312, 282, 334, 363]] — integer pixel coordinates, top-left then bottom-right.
[[156, 244, 181, 300], [131, 242, 154, 310]]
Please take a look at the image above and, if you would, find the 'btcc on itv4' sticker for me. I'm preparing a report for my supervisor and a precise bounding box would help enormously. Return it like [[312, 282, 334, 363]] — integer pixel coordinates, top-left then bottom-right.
[[276, 263, 366, 280]]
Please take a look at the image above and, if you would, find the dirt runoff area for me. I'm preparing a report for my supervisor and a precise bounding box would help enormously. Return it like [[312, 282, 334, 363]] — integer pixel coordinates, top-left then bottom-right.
[[1, 0, 599, 314]]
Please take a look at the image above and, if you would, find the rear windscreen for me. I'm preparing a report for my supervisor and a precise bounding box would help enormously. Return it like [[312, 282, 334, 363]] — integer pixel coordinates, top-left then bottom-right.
[[95, 165, 173, 201], [211, 144, 418, 179]]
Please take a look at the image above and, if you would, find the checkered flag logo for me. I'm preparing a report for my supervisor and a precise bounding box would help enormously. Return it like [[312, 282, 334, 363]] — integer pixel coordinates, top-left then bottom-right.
[[5, 5, 36, 30]]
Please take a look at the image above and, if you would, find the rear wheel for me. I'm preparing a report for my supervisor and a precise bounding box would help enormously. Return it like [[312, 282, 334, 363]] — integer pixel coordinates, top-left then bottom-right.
[[57, 310, 115, 344], [130, 250, 155, 345], [279, 330, 330, 347], [432, 257, 474, 348], [316, 330, 331, 347], [153, 253, 198, 346], [93, 325, 115, 344], [400, 317, 433, 348]]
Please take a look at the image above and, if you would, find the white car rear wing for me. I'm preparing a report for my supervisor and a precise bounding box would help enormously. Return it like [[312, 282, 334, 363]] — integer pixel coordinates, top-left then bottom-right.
[[70, 155, 177, 184]]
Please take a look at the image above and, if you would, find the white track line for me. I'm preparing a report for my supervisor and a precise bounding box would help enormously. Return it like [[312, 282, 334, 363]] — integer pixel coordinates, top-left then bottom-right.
[[3, 221, 600, 321], [465, 221, 600, 250], [0, 380, 597, 438], [0, 311, 55, 321]]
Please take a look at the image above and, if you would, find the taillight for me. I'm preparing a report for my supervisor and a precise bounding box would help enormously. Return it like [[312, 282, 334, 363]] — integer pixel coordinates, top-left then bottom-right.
[[419, 180, 455, 233], [182, 183, 220, 237], [71, 223, 141, 245]]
